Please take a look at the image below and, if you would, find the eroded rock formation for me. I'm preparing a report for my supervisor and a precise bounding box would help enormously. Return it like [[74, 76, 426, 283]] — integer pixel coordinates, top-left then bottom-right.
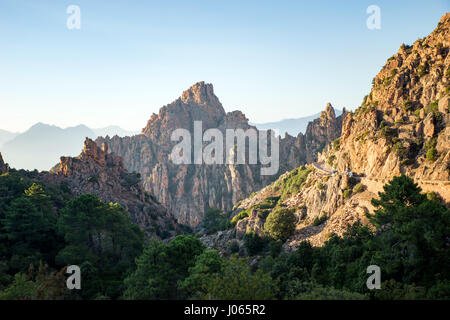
[[97, 82, 343, 227], [42, 138, 182, 239]]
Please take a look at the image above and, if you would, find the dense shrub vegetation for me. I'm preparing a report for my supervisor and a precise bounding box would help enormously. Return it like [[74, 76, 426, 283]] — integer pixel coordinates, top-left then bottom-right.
[[0, 171, 143, 299], [273, 166, 311, 200], [0, 171, 448, 300], [264, 208, 296, 241], [202, 208, 230, 234]]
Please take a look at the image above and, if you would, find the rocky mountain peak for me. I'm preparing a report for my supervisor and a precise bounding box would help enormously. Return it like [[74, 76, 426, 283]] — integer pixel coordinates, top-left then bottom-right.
[[440, 12, 450, 25], [141, 82, 227, 140], [322, 103, 336, 120], [181, 81, 216, 104], [102, 83, 345, 227], [80, 137, 110, 167], [181, 81, 225, 116]]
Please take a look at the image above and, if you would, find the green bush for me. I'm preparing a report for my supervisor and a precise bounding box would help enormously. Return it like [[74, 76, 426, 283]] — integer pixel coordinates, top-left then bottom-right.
[[327, 155, 336, 166], [425, 101, 438, 113], [403, 100, 413, 112], [256, 196, 280, 209], [425, 101, 442, 122], [257, 209, 270, 220], [417, 64, 428, 77], [393, 142, 407, 158], [313, 215, 328, 226], [380, 125, 395, 139], [268, 240, 283, 258], [202, 208, 230, 234], [230, 209, 249, 226], [343, 188, 352, 199], [274, 166, 312, 200], [426, 147, 438, 161], [264, 208, 296, 242], [352, 183, 366, 194], [332, 138, 341, 151], [228, 240, 240, 254], [424, 138, 438, 162], [426, 192, 440, 202], [243, 232, 266, 256]]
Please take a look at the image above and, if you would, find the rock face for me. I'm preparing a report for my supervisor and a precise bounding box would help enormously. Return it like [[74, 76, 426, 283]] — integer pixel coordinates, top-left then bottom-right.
[[97, 82, 343, 227], [320, 13, 450, 196], [201, 13, 450, 252], [304, 103, 346, 163], [0, 153, 8, 174], [42, 138, 182, 239]]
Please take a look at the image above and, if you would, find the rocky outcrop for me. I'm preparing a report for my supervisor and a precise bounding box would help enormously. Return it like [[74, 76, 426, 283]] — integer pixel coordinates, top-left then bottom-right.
[[98, 82, 342, 227], [42, 138, 182, 239], [201, 13, 450, 252], [0, 153, 8, 174], [320, 13, 450, 200], [303, 103, 347, 163]]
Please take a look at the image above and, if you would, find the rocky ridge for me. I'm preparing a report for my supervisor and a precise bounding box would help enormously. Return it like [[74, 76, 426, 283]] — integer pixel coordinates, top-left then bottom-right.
[[320, 12, 450, 200], [41, 138, 182, 239], [200, 13, 450, 253]]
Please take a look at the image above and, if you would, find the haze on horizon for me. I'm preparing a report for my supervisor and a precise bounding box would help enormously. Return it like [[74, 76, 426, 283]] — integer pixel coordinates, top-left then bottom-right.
[[0, 0, 448, 132]]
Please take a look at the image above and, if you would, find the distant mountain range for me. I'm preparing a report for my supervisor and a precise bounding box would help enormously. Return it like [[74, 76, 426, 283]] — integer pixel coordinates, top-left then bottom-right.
[[91, 126, 139, 138], [0, 112, 337, 172], [0, 123, 138, 171], [251, 110, 342, 137], [0, 129, 19, 148]]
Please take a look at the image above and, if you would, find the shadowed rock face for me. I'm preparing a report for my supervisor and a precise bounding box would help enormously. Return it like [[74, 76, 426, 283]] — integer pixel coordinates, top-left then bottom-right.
[[97, 82, 344, 227], [41, 138, 182, 239], [0, 153, 8, 174]]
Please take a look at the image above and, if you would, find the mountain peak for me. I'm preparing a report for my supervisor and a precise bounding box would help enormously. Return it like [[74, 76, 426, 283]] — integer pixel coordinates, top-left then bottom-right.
[[80, 137, 110, 167], [439, 12, 450, 25], [181, 81, 223, 109], [322, 103, 336, 120]]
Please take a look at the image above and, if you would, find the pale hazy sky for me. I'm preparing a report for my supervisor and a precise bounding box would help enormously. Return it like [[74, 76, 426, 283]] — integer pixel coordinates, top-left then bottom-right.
[[0, 0, 448, 132]]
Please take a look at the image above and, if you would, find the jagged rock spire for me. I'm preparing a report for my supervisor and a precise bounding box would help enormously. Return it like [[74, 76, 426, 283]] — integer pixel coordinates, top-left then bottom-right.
[[323, 103, 336, 120]]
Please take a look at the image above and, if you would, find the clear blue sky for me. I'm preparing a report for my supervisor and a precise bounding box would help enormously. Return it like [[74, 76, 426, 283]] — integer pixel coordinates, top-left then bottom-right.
[[0, 0, 448, 132]]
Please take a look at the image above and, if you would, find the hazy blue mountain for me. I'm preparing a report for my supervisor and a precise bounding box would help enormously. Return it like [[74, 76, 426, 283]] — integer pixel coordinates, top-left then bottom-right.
[[0, 129, 18, 148], [0, 123, 140, 171], [1, 123, 96, 171], [251, 109, 342, 137], [93, 125, 139, 138]]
